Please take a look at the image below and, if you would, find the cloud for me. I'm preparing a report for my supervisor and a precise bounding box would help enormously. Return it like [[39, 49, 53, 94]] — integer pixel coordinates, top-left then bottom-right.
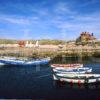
[[54, 2, 76, 15], [0, 0, 100, 40], [55, 2, 69, 13], [51, 10, 100, 39], [0, 14, 40, 25], [0, 15, 28, 24]]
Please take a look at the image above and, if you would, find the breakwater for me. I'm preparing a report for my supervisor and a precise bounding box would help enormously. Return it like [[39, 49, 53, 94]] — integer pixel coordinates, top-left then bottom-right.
[[0, 46, 100, 59]]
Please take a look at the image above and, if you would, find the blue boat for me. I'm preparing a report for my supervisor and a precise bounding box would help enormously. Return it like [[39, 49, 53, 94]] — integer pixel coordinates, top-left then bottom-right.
[[0, 57, 50, 66]]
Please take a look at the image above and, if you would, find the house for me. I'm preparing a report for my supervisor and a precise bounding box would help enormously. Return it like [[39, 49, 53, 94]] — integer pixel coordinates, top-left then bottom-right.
[[76, 32, 96, 45]]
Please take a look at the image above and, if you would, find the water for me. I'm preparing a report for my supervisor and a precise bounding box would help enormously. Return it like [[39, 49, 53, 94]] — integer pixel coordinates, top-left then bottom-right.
[[0, 58, 100, 99]]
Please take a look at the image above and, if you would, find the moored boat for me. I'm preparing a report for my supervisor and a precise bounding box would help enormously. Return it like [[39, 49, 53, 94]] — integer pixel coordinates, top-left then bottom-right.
[[51, 64, 83, 68], [51, 63, 100, 84], [0, 57, 50, 66], [53, 67, 92, 74], [53, 73, 100, 84]]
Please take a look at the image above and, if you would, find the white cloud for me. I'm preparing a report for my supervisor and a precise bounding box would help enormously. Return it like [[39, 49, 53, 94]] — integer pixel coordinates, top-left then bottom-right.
[[55, 2, 69, 12], [0, 1, 100, 40], [54, 2, 75, 15], [0, 15, 40, 25], [0, 15, 28, 24], [51, 10, 100, 39]]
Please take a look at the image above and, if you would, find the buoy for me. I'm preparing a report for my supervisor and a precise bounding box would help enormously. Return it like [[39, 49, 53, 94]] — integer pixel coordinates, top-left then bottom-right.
[[78, 80, 81, 88], [70, 80, 73, 88]]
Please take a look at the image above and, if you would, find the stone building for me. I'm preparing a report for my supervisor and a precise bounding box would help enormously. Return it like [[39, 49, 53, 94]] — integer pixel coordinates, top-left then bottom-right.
[[76, 32, 96, 45]]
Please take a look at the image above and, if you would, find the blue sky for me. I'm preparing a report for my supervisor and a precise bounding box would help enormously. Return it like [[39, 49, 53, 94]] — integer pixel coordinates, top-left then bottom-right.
[[0, 0, 100, 40]]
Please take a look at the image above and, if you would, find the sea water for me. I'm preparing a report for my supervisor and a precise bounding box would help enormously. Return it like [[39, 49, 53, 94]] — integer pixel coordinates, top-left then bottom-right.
[[0, 57, 100, 99]]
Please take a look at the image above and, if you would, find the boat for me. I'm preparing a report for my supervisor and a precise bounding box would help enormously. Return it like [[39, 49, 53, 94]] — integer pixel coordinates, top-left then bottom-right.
[[0, 57, 50, 66], [51, 64, 83, 68], [51, 63, 100, 84], [53, 73, 100, 84], [52, 67, 92, 74]]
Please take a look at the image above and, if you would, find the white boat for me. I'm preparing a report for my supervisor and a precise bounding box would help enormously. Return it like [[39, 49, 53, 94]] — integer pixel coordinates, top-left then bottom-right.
[[0, 57, 50, 66], [51, 63, 92, 74], [53, 73, 100, 83], [53, 67, 92, 74], [51, 64, 83, 68]]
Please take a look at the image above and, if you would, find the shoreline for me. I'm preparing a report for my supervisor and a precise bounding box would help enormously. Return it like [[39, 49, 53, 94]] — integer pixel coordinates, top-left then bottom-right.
[[0, 46, 99, 59]]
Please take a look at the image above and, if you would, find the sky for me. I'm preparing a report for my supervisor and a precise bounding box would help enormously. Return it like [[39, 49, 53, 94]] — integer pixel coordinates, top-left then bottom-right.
[[0, 0, 100, 40]]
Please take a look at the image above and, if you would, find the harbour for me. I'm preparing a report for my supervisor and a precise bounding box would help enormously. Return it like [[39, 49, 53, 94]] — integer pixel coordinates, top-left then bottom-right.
[[0, 58, 100, 99], [0, 0, 100, 99]]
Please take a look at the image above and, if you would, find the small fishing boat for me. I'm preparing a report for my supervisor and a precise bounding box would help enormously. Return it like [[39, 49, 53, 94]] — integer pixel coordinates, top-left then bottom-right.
[[53, 67, 92, 74], [0, 57, 50, 66], [51, 64, 83, 68], [53, 73, 100, 83]]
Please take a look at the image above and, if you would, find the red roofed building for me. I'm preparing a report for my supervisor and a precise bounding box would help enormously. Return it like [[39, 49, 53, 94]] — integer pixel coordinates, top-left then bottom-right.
[[18, 41, 25, 47]]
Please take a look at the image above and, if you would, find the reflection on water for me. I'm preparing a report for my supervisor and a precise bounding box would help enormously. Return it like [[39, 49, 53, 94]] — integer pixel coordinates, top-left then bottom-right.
[[0, 57, 100, 99], [53, 80, 100, 89], [51, 56, 100, 64]]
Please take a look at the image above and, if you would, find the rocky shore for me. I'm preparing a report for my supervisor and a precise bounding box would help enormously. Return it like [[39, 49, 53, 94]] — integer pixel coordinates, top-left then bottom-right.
[[0, 45, 99, 59]]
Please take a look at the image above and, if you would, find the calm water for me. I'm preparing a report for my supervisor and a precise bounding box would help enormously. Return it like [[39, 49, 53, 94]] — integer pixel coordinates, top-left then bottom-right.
[[0, 58, 100, 100]]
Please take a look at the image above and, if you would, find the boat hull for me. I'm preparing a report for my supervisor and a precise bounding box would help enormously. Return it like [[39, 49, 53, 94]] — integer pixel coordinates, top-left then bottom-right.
[[52, 67, 92, 74], [0, 58, 50, 66], [53, 73, 100, 84], [51, 64, 83, 68]]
